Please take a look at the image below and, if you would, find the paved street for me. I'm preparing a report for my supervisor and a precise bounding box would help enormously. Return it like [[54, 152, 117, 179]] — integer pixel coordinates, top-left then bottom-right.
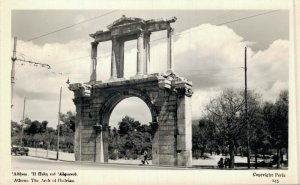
[[11, 156, 189, 170]]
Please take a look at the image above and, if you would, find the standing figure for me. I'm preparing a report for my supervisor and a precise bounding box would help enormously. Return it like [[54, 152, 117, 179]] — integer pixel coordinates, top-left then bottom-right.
[[218, 157, 224, 168], [142, 149, 149, 165], [225, 158, 231, 168]]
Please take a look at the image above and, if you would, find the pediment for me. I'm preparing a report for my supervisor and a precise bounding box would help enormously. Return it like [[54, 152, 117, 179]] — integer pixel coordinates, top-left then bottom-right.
[[107, 15, 145, 29]]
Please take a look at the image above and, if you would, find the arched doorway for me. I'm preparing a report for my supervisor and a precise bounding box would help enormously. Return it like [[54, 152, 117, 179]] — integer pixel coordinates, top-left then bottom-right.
[[106, 97, 153, 164], [98, 89, 158, 163]]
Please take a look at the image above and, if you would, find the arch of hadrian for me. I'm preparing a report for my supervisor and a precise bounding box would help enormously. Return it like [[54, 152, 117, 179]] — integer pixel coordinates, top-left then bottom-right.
[[69, 15, 193, 166]]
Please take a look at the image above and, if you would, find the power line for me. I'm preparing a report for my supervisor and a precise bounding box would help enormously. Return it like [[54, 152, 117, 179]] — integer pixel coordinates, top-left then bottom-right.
[[16, 58, 51, 69], [51, 53, 111, 66], [108, 10, 281, 57], [154, 10, 280, 44], [17, 51, 42, 63], [27, 10, 120, 42], [175, 9, 280, 37], [20, 9, 280, 70], [23, 10, 244, 65]]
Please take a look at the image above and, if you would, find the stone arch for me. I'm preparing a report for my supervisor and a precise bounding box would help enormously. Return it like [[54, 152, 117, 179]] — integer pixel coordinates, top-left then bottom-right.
[[69, 75, 193, 166], [99, 88, 158, 127]]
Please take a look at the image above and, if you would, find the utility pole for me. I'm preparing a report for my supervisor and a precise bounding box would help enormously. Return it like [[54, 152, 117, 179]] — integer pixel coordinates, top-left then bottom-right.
[[20, 97, 26, 147], [56, 87, 62, 160], [245, 47, 251, 169], [11, 36, 51, 108], [11, 37, 17, 108]]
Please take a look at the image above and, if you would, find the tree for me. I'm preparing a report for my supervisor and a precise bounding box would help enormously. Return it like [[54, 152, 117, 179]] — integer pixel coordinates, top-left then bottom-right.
[[108, 115, 153, 160], [59, 111, 76, 152], [243, 91, 268, 168], [262, 90, 288, 168], [192, 118, 217, 158], [11, 121, 22, 145], [118, 116, 141, 136], [205, 89, 245, 168], [59, 111, 76, 132]]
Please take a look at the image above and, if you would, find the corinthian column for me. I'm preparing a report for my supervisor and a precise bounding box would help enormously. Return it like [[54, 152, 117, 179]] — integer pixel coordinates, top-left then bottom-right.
[[136, 31, 144, 76], [110, 37, 118, 79], [167, 27, 174, 73], [90, 42, 98, 83], [143, 32, 151, 74]]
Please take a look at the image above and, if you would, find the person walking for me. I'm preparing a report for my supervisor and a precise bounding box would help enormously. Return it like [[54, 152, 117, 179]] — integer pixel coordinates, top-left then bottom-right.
[[143, 150, 149, 165]]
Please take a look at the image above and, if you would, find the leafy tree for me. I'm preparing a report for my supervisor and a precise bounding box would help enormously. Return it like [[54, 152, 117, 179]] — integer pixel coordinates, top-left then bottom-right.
[[262, 90, 288, 168], [11, 121, 22, 145], [60, 111, 75, 132], [205, 89, 245, 168], [236, 91, 271, 168], [192, 118, 217, 158], [108, 115, 153, 160]]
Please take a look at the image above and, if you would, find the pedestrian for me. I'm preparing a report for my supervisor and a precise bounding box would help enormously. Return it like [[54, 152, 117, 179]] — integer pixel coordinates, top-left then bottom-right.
[[224, 158, 231, 168], [218, 157, 224, 168], [141, 149, 145, 165], [143, 150, 149, 165]]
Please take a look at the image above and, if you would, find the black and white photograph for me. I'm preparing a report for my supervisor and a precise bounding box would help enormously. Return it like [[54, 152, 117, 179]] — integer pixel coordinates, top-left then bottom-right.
[[0, 0, 299, 184]]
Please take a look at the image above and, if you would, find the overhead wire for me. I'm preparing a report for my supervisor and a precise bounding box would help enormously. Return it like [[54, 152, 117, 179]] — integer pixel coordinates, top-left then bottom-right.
[[26, 10, 120, 42], [20, 9, 280, 67], [17, 9, 280, 79]]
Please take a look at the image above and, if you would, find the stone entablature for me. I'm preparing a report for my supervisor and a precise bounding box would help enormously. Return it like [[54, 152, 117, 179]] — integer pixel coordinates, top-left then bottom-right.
[[88, 15, 176, 83]]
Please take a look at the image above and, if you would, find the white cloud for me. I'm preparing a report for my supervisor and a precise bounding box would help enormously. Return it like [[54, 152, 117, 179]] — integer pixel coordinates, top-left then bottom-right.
[[11, 24, 289, 127]]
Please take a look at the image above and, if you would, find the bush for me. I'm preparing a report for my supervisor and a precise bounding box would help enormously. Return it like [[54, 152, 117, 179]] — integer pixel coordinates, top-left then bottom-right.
[[193, 152, 201, 159], [110, 152, 118, 160], [200, 153, 211, 159]]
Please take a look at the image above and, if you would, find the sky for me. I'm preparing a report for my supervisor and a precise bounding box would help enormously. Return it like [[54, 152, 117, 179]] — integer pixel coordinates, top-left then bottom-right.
[[11, 9, 289, 129]]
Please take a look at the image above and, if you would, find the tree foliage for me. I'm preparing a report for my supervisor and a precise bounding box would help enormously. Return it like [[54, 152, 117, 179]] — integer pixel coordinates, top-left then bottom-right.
[[196, 89, 288, 168], [11, 111, 76, 153], [108, 115, 153, 160]]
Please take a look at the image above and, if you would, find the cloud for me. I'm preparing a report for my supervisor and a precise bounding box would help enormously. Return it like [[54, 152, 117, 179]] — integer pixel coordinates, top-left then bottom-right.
[[11, 24, 289, 127]]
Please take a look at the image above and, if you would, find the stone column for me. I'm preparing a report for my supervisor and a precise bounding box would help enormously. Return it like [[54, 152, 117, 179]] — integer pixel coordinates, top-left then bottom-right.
[[167, 27, 174, 73], [119, 41, 124, 78], [136, 31, 144, 76], [110, 37, 118, 79], [95, 125, 104, 162], [102, 126, 110, 162], [143, 32, 151, 74], [90, 42, 98, 83], [176, 87, 193, 167]]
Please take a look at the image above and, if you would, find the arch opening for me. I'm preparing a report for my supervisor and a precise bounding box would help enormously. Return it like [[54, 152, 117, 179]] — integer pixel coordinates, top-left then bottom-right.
[[103, 97, 155, 165]]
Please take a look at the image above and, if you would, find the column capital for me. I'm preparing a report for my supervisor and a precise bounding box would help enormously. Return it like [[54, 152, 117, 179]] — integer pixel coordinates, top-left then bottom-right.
[[137, 29, 145, 37], [111, 36, 117, 41], [91, 41, 99, 47], [144, 31, 151, 37], [167, 27, 174, 37]]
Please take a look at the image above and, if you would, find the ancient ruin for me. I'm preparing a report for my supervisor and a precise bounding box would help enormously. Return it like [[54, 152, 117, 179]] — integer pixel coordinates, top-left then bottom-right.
[[69, 15, 193, 166]]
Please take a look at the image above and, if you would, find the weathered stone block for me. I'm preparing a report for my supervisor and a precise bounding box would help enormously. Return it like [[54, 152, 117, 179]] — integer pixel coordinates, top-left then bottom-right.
[[177, 123, 185, 135], [159, 154, 176, 165], [176, 135, 185, 150], [159, 145, 175, 153], [81, 154, 95, 161], [177, 150, 192, 167], [166, 100, 177, 106], [159, 130, 175, 136], [159, 135, 174, 141], [159, 125, 176, 131]]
